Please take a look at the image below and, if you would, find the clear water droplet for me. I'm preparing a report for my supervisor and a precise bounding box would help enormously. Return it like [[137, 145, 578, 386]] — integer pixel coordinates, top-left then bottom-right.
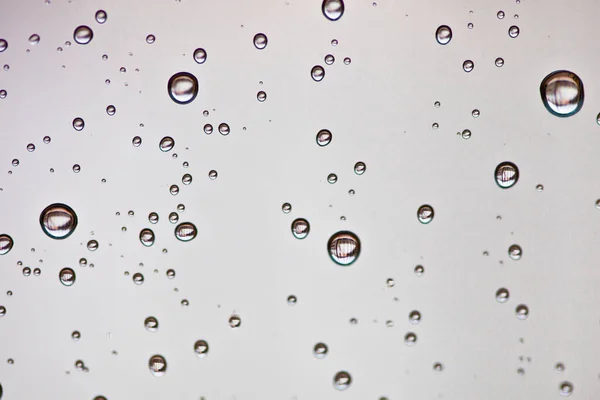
[[106, 105, 116, 116], [203, 124, 213, 135], [139, 229, 155, 247], [87, 240, 98, 251], [193, 48, 207, 64], [409, 310, 421, 324], [0, 235, 14, 255], [311, 65, 325, 82], [79, 258, 87, 267], [43, 136, 51, 144], [316, 129, 332, 146], [95, 10, 107, 24], [509, 25, 520, 38], [146, 34, 155, 44], [26, 143, 35, 152], [73, 118, 85, 131], [40, 204, 78, 239], [73, 26, 93, 45], [167, 72, 198, 105], [559, 381, 573, 396], [515, 304, 529, 320], [132, 272, 144, 285], [386, 278, 395, 287], [313, 342, 328, 359], [0, 90, 6, 99], [467, 22, 474, 29], [282, 203, 292, 213], [170, 185, 179, 195], [144, 317, 158, 332], [508, 244, 522, 260], [0, 39, 7, 52], [174, 222, 197, 242], [148, 355, 167, 377], [257, 91, 267, 102], [325, 54, 335, 65], [540, 70, 584, 117], [555, 362, 565, 372], [218, 123, 230, 135], [333, 371, 352, 390], [209, 170, 218, 180], [194, 340, 209, 358], [291, 218, 310, 239], [472, 109, 480, 118], [148, 212, 159, 224], [0, 306, 5, 317], [23, 267, 31, 276], [229, 314, 241, 328], [159, 136, 174, 152], [435, 25, 452, 45], [354, 161, 366, 175], [182, 174, 192, 185], [166, 269, 175, 279], [494, 57, 505, 67], [132, 136, 142, 147], [461, 129, 471, 139], [536, 184, 544, 192], [343, 57, 351, 65], [71, 330, 80, 341], [331, 39, 338, 46], [322, 0, 345, 21], [28, 34, 40, 45], [328, 231, 361, 265], [463, 60, 474, 73], [181, 299, 189, 307], [253, 33, 268, 50], [497, 10, 505, 19], [287, 295, 297, 305], [404, 332, 417, 346], [495, 162, 519, 189], [496, 288, 510, 303], [417, 205, 434, 224], [59, 267, 76, 286]]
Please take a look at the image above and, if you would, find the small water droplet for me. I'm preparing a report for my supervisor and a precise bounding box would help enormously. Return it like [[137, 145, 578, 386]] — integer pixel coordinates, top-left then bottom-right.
[[204, 124, 213, 134], [71, 330, 80, 341], [463, 60, 474, 73], [325, 54, 335, 65], [495, 162, 519, 189], [291, 218, 310, 239], [148, 355, 167, 377], [0, 90, 6, 99], [467, 22, 474, 29], [0, 235, 14, 256], [159, 136, 174, 152], [105, 105, 116, 116], [72, 117, 85, 131], [314, 342, 328, 359], [144, 316, 158, 332], [331, 39, 338, 46], [218, 123, 230, 135], [0, 39, 7, 52], [417, 204, 434, 224], [536, 184, 544, 191], [95, 10, 107, 24], [191, 48, 207, 65], [174, 222, 197, 242], [435, 25, 452, 45], [146, 34, 155, 44], [194, 340, 209, 358], [472, 109, 480, 118], [509, 25, 520, 38], [404, 332, 417, 346], [132, 136, 142, 147], [343, 57, 351, 65], [311, 65, 325, 82], [87, 240, 98, 251], [327, 173, 338, 184], [322, 0, 345, 21], [386, 278, 395, 287], [257, 91, 267, 102], [209, 170, 218, 180], [22, 267, 31, 276], [40, 204, 78, 239], [253, 33, 268, 50], [287, 295, 297, 305], [461, 129, 471, 139], [282, 203, 292, 213], [26, 143, 35, 152], [71, 164, 81, 173], [181, 299, 189, 307], [316, 129, 332, 146], [59, 267, 76, 286], [559, 381, 573, 396], [139, 228, 155, 247], [433, 362, 444, 372], [540, 70, 584, 117], [167, 72, 198, 105], [170, 185, 179, 195], [494, 57, 504, 67], [166, 269, 175, 279], [508, 244, 522, 260], [73, 26, 93, 45], [515, 304, 529, 320], [496, 288, 510, 303], [555, 362, 565, 372], [79, 258, 87, 267], [354, 161, 366, 175], [409, 310, 421, 324], [229, 314, 241, 328], [132, 272, 144, 285], [0, 306, 5, 317], [182, 174, 192, 185], [328, 231, 361, 265], [497, 10, 505, 19], [432, 122, 439, 129]]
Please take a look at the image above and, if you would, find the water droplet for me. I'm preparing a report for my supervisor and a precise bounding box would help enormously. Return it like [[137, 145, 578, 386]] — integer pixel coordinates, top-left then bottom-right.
[[540, 70, 584, 117], [148, 355, 167, 377], [0, 306, 5, 317], [496, 288, 509, 303], [73, 26, 93, 45], [509, 25, 520, 38], [87, 240, 98, 251], [515, 304, 529, 320], [166, 269, 175, 279], [463, 60, 474, 73], [331, 39, 338, 46], [33, 268, 41, 276], [325, 54, 335, 65], [559, 381, 573, 396], [435, 25, 452, 45], [71, 330, 80, 341], [0, 39, 7, 52], [40, 204, 78, 239], [313, 342, 328, 358], [72, 117, 85, 131], [203, 124, 213, 135], [471, 109, 481, 118], [147, 213, 159, 224], [189, 48, 208, 66], [467, 22, 474, 29], [354, 161, 366, 175], [251, 33, 268, 50], [461, 129, 471, 139], [0, 90, 6, 99], [167, 72, 198, 105], [495, 162, 519, 189], [409, 310, 421, 324], [229, 314, 241, 328], [433, 362, 444, 372], [106, 105, 116, 116], [497, 10, 505, 19], [508, 244, 522, 260], [282, 203, 292, 213], [22, 267, 31, 276], [174, 222, 197, 242], [291, 218, 310, 239], [386, 278, 395, 287], [79, 258, 87, 267], [404, 332, 417, 346], [0, 234, 13, 256], [343, 57, 351, 65], [169, 185, 179, 195], [218, 123, 230, 135], [132, 136, 142, 147], [59, 267, 76, 286], [181, 299, 189, 307], [75, 360, 85, 370], [555, 362, 565, 372], [194, 340, 209, 358], [492, 57, 504, 68], [316, 129, 332, 146], [182, 174, 192, 185], [43, 136, 51, 144], [71, 164, 81, 173], [287, 295, 297, 305], [327, 231, 360, 266], [144, 317, 158, 332], [133, 273, 144, 285], [432, 122, 439, 129], [159, 136, 174, 152], [327, 173, 338, 184], [28, 34, 40, 45], [311, 65, 325, 82], [322, 0, 344, 21], [333, 371, 352, 390], [417, 205, 434, 224], [139, 229, 155, 247], [95, 10, 107, 24], [146, 34, 155, 44], [209, 170, 218, 180], [257, 91, 267, 102], [536, 184, 544, 192]]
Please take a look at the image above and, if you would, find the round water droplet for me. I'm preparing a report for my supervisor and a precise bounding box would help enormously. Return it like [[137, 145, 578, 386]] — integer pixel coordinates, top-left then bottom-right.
[[87, 240, 98, 251], [325, 54, 335, 65], [0, 39, 7, 52], [229, 314, 241, 328], [327, 173, 338, 184], [497, 10, 505, 19], [536, 184, 544, 192], [435, 25, 452, 45], [106, 105, 116, 116], [467, 22, 474, 29], [257, 91, 267, 102], [148, 212, 159, 224], [148, 355, 167, 377], [28, 34, 40, 45], [495, 161, 519, 189], [540, 70, 584, 117], [71, 164, 80, 173], [291, 218, 310, 239], [0, 306, 5, 317], [311, 65, 325, 82], [331, 39, 338, 46], [26, 143, 35, 152], [193, 48, 207, 64], [133, 272, 144, 285], [166, 269, 175, 279], [170, 185, 179, 195], [194, 340, 209, 358], [461, 129, 471, 139], [316, 129, 332, 146], [287, 295, 297, 305], [204, 124, 213, 135], [508, 244, 522, 260], [432, 362, 444, 372], [334, 371, 352, 390], [218, 123, 230, 135], [209, 170, 218, 180], [404, 332, 417, 346], [417, 205, 434, 224], [314, 342, 328, 358], [354, 161, 366, 175], [167, 72, 198, 105], [282, 203, 292, 213], [555, 362, 565, 372], [73, 118, 85, 131], [79, 258, 87, 267], [159, 136, 174, 152], [0, 90, 6, 99], [559, 381, 573, 396], [73, 26, 93, 45], [515, 304, 529, 320], [139, 229, 155, 247], [494, 57, 504, 67], [386, 278, 395, 287], [409, 310, 421, 324], [322, 0, 345, 21], [22, 267, 31, 276], [95, 10, 107, 24], [0, 235, 13, 256], [146, 34, 155, 44], [40, 204, 78, 239], [71, 330, 80, 341], [463, 60, 474, 73], [59, 267, 76, 286], [344, 57, 351, 65], [496, 288, 510, 303], [253, 33, 268, 50], [327, 231, 360, 266], [132, 136, 142, 147], [509, 25, 520, 38], [144, 316, 158, 332], [182, 174, 192, 185], [174, 222, 197, 242], [472, 109, 480, 118]]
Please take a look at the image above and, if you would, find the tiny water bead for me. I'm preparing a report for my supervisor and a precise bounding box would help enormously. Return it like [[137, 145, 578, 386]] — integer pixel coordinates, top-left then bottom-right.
[[291, 218, 310, 239], [508, 25, 520, 38], [29, 34, 40, 45], [435, 25, 452, 45], [472, 109, 480, 118], [193, 48, 207, 64], [139, 228, 155, 247], [497, 10, 505, 19], [209, 170, 218, 180], [253, 33, 268, 50], [404, 332, 417, 346], [87, 240, 98, 251], [515, 304, 529, 320], [144, 317, 158, 332], [71, 331, 81, 341], [174, 222, 197, 242], [95, 10, 107, 24], [333, 371, 352, 391], [327, 173, 338, 184], [149, 355, 167, 377], [555, 362, 565, 372], [408, 310, 421, 324], [166, 269, 175, 279], [287, 295, 297, 305], [354, 161, 366, 175], [495, 57, 504, 67], [467, 22, 473, 29], [148, 213, 159, 224], [417, 204, 434, 224], [170, 185, 179, 195], [132, 136, 142, 147], [325, 54, 335, 65], [559, 381, 573, 396], [168, 72, 199, 105], [282, 203, 292, 213], [311, 65, 325, 82], [229, 314, 241, 328], [133, 273, 144, 285], [461, 129, 471, 139], [540, 70, 584, 117], [433, 362, 444, 372], [169, 213, 179, 224], [23, 267, 31, 276], [316, 129, 332, 146], [386, 278, 395, 287], [508, 244, 522, 260], [463, 60, 474, 73], [327, 231, 360, 266], [159, 136, 174, 152], [182, 174, 192, 185], [314, 343, 328, 358], [218, 123, 230, 135], [257, 91, 267, 102], [40, 203, 78, 239], [59, 268, 76, 286], [194, 340, 209, 358], [27, 143, 35, 152], [322, 0, 344, 21], [73, 117, 85, 131], [106, 105, 116, 116], [73, 26, 93, 45], [204, 124, 213, 134], [495, 288, 510, 303], [146, 34, 155, 44], [43, 136, 51, 144], [495, 161, 519, 188], [343, 57, 351, 65], [0, 235, 13, 255]]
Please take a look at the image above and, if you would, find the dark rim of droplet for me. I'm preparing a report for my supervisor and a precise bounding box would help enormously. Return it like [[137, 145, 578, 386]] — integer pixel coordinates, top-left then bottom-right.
[[73, 25, 93, 45], [327, 230, 361, 266], [540, 70, 584, 118], [494, 161, 519, 189], [291, 218, 310, 239], [59, 268, 76, 286], [322, 0, 345, 21], [167, 72, 199, 105], [418, 205, 434, 223], [0, 234, 13, 255], [39, 203, 78, 240], [174, 222, 197, 242], [436, 25, 452, 45]]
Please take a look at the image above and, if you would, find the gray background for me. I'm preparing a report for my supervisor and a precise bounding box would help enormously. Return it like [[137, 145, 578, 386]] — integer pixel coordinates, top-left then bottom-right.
[[1, 0, 599, 398]]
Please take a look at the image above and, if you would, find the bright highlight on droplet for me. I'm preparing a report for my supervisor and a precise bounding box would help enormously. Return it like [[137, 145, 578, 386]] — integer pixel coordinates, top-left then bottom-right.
[[540, 70, 584, 117]]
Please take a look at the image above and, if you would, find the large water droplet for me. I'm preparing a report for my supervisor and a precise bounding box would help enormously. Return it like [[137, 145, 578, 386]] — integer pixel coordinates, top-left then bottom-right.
[[314, 342, 328, 358], [194, 340, 209, 358], [253, 33, 268, 50], [540, 70, 584, 117], [0, 235, 13, 255], [311, 65, 325, 82], [28, 34, 40, 45], [322, 0, 345, 21], [159, 136, 174, 152], [148, 355, 167, 377], [435, 25, 452, 45], [291, 218, 310, 239], [327, 231, 360, 266], [316, 129, 332, 146], [333, 371, 352, 390], [193, 48, 207, 64], [59, 268, 76, 286], [139, 228, 155, 247], [73, 26, 93, 45], [133, 273, 144, 285], [40, 203, 78, 239], [174, 222, 197, 242], [495, 162, 519, 189], [95, 10, 107, 24], [167, 72, 198, 105]]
